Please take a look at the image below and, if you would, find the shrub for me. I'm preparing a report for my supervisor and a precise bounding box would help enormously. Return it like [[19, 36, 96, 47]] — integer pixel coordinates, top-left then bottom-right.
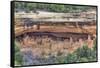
[[15, 41, 23, 65], [63, 44, 97, 63], [64, 53, 78, 63]]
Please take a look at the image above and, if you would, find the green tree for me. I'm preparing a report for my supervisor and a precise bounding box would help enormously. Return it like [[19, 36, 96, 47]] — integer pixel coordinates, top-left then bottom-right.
[[64, 53, 78, 63], [15, 41, 23, 65]]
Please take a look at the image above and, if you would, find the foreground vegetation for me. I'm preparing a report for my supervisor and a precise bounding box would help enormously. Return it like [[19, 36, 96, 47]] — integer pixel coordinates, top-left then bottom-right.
[[63, 45, 97, 63], [15, 38, 97, 66], [15, 41, 23, 66]]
